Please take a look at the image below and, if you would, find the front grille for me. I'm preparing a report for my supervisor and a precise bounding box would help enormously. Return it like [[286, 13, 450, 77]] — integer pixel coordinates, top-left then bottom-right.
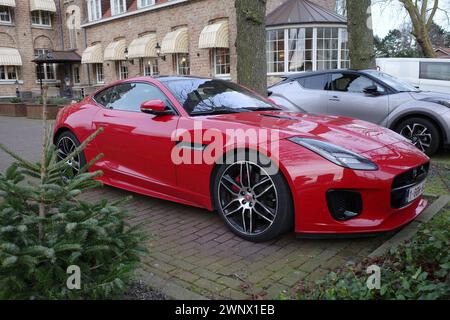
[[391, 163, 429, 209]]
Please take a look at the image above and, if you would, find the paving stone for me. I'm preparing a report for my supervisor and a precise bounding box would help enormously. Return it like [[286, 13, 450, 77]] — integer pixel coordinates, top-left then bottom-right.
[[194, 278, 226, 294], [278, 270, 308, 287], [217, 276, 244, 289], [170, 270, 200, 284], [220, 288, 251, 300]]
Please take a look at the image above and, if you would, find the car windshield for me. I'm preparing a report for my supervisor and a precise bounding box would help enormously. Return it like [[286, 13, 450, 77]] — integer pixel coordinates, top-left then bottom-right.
[[364, 70, 420, 92], [162, 78, 279, 116]]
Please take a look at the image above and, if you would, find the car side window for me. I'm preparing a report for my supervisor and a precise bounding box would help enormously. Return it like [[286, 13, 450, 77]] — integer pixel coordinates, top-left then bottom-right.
[[297, 74, 329, 91], [94, 87, 114, 107], [106, 82, 170, 112], [330, 73, 385, 94]]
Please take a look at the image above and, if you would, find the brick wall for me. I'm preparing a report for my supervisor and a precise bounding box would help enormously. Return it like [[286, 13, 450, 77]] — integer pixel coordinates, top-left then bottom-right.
[[0, 1, 65, 97], [82, 0, 237, 85], [0, 0, 338, 98]]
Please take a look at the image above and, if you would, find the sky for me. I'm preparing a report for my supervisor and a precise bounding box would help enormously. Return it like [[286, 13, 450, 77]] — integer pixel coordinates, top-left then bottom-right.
[[371, 0, 450, 38]]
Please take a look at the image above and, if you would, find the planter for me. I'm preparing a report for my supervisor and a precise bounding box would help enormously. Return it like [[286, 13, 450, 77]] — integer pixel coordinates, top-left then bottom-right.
[[0, 103, 27, 117], [26, 104, 60, 120]]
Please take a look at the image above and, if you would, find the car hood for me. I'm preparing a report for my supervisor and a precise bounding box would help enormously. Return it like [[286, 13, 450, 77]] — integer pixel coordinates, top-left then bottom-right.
[[411, 91, 450, 101], [207, 111, 409, 154]]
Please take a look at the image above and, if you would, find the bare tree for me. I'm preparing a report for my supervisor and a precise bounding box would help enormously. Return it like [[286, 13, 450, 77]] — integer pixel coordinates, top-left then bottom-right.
[[399, 0, 440, 57], [346, 0, 376, 69], [235, 0, 267, 96]]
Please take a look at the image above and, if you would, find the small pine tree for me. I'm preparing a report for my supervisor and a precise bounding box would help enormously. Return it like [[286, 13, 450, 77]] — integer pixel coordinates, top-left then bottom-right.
[[0, 86, 146, 299]]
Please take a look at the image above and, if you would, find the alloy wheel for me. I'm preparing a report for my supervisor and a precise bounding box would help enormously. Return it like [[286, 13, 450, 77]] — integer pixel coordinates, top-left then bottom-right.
[[400, 123, 432, 153], [56, 136, 81, 179], [218, 161, 278, 236]]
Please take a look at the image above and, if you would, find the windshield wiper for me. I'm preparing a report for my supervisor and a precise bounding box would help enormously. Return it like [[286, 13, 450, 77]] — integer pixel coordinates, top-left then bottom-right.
[[190, 108, 249, 116], [246, 107, 281, 111]]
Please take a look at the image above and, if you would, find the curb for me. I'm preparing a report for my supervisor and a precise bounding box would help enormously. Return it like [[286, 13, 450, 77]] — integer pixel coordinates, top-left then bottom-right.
[[368, 195, 450, 259], [137, 269, 209, 300]]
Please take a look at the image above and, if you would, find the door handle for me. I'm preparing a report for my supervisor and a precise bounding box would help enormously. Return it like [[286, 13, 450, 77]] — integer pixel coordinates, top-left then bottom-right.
[[329, 96, 340, 102]]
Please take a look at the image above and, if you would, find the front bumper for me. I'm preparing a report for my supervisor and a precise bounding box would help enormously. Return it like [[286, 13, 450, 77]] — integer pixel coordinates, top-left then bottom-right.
[[279, 139, 430, 235]]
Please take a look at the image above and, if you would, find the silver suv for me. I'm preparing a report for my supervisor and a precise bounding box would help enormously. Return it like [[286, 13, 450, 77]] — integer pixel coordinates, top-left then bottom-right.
[[269, 70, 450, 156]]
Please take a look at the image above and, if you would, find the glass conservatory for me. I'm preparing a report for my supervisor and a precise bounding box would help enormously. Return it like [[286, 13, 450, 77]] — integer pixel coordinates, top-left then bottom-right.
[[266, 0, 349, 75]]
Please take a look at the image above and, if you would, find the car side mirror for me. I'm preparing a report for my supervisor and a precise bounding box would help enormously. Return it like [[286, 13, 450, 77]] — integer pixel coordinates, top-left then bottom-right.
[[140, 99, 173, 116], [363, 85, 380, 96]]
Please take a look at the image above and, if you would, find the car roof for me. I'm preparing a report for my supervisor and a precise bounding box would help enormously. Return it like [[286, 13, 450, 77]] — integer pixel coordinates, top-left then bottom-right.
[[283, 69, 375, 80]]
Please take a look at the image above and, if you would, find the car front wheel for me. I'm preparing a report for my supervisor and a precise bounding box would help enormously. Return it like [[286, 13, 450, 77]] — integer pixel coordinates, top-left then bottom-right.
[[56, 131, 86, 181], [212, 152, 294, 242], [395, 117, 441, 156]]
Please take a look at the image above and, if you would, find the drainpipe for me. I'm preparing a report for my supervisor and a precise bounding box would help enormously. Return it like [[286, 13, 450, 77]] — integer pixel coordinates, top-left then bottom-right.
[[84, 28, 91, 86], [57, 0, 65, 49]]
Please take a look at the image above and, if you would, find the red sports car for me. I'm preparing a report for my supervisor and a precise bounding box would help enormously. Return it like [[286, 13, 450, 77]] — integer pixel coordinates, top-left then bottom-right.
[[54, 76, 430, 242]]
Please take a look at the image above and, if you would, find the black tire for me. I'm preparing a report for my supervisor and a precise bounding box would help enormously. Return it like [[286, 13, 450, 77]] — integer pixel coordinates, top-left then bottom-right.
[[395, 117, 441, 156], [212, 150, 294, 242], [55, 131, 86, 179]]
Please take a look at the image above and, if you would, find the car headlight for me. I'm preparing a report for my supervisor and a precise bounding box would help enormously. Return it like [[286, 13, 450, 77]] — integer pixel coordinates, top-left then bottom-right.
[[288, 137, 379, 171]]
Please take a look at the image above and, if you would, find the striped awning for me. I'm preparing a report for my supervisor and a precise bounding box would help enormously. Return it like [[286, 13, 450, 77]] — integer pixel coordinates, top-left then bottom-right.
[[128, 34, 158, 59], [81, 44, 103, 64], [161, 28, 188, 54], [0, 47, 22, 66], [0, 0, 16, 7], [30, 0, 56, 12], [104, 39, 126, 61], [199, 21, 229, 49]]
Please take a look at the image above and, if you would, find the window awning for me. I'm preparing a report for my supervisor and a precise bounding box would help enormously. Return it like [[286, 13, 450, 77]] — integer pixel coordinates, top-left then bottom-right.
[[0, 47, 22, 66], [30, 0, 56, 12], [161, 28, 189, 54], [0, 0, 16, 7], [104, 39, 127, 61], [81, 44, 103, 64], [199, 21, 229, 49], [32, 50, 81, 63], [128, 34, 158, 59]]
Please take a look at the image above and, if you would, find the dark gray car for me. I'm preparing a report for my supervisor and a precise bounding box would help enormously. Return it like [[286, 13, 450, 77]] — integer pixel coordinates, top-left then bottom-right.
[[269, 70, 450, 155]]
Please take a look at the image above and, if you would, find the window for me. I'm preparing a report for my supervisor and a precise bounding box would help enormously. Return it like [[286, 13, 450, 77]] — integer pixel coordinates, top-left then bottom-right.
[[34, 49, 56, 81], [420, 62, 450, 81], [213, 48, 230, 77], [94, 63, 104, 83], [340, 29, 350, 69], [143, 58, 159, 76], [31, 11, 51, 27], [266, 29, 285, 74], [72, 65, 80, 84], [68, 18, 77, 49], [110, 0, 126, 16], [175, 53, 190, 75], [316, 27, 339, 71], [0, 66, 18, 81], [330, 73, 385, 93], [0, 6, 12, 24], [297, 74, 329, 90], [163, 78, 277, 115], [288, 28, 313, 72], [138, 0, 155, 8], [87, 0, 102, 21], [266, 27, 349, 74], [98, 82, 169, 112], [117, 61, 128, 80]]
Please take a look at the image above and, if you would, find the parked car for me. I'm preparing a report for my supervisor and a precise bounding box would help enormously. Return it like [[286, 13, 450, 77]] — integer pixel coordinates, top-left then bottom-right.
[[269, 70, 450, 156], [54, 76, 429, 242], [376, 58, 450, 93]]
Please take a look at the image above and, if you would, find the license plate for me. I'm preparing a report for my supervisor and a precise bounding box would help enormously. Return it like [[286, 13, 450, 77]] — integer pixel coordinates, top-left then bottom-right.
[[407, 180, 426, 203]]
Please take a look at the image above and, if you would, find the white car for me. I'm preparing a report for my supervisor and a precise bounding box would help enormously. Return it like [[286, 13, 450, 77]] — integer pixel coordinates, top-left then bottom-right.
[[376, 58, 450, 94]]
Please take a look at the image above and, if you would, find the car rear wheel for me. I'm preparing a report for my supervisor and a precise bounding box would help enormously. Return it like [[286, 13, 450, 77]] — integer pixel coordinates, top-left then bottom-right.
[[212, 151, 294, 242], [395, 117, 440, 156], [56, 131, 86, 181]]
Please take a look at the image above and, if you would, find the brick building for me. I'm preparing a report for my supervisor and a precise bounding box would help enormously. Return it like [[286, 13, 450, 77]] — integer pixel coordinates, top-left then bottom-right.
[[0, 0, 344, 99]]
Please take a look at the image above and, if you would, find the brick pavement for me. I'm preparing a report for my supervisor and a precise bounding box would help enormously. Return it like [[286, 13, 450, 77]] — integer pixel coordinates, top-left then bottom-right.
[[0, 116, 391, 299]]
